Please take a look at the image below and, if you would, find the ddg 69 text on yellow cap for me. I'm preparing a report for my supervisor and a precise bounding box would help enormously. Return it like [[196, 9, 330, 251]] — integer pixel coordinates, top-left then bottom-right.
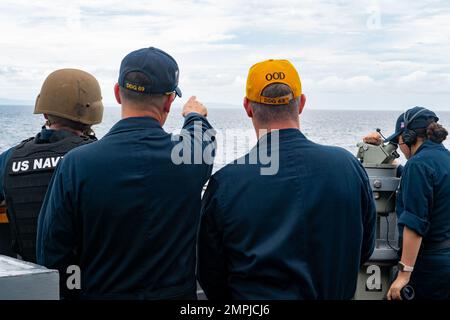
[[246, 59, 302, 106]]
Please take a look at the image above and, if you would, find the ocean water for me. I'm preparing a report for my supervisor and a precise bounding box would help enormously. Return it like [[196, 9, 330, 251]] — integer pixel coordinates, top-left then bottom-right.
[[2, 105, 450, 170]]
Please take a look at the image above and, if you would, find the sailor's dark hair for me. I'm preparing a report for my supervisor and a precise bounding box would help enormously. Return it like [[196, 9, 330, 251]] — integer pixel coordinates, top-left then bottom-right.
[[46, 115, 94, 136], [119, 71, 165, 108], [250, 83, 300, 124], [413, 119, 448, 143], [427, 121, 448, 143]]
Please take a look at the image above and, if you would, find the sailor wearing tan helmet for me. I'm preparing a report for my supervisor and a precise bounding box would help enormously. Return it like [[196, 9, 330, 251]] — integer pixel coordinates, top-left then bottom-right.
[[0, 68, 103, 263]]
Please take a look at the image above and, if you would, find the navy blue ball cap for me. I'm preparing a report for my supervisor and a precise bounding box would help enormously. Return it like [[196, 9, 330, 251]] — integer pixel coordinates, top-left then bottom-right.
[[118, 47, 182, 97], [385, 106, 439, 143]]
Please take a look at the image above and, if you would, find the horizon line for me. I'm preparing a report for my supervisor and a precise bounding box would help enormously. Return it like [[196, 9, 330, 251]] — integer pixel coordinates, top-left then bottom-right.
[[3, 104, 450, 112]]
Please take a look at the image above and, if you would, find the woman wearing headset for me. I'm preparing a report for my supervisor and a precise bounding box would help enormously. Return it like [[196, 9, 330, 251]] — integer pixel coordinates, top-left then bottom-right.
[[365, 106, 450, 300]]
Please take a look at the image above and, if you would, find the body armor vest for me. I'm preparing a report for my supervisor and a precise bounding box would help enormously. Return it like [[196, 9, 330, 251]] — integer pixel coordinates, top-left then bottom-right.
[[4, 133, 93, 262]]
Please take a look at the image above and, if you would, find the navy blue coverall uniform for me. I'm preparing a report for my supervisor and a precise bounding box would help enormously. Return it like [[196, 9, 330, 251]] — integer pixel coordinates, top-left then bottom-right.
[[396, 140, 450, 299], [37, 114, 215, 299], [197, 129, 376, 300]]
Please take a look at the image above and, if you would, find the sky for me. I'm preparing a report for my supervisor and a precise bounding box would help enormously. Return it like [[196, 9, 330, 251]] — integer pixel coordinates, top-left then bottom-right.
[[0, 0, 449, 110]]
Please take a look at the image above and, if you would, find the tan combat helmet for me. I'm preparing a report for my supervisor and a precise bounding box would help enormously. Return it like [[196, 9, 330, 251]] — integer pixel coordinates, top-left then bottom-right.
[[34, 69, 104, 125]]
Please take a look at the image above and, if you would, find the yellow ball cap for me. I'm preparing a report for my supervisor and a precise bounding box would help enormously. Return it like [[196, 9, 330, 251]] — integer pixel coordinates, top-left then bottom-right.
[[246, 59, 302, 105]]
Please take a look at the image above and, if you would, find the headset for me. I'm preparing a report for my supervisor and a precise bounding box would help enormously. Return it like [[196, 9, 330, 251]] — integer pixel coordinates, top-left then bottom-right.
[[401, 108, 428, 147]]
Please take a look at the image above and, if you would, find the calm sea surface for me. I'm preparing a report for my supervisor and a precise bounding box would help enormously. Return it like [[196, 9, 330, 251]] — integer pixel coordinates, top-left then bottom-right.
[[2, 105, 450, 170]]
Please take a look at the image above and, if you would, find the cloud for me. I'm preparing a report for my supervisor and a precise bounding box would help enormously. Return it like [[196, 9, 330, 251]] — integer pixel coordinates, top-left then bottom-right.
[[395, 71, 450, 94], [0, 0, 449, 109], [316, 75, 376, 92]]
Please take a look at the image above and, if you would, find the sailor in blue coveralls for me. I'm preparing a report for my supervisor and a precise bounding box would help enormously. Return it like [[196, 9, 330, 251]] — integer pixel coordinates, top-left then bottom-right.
[[365, 107, 450, 300], [197, 59, 376, 300], [36, 48, 216, 299]]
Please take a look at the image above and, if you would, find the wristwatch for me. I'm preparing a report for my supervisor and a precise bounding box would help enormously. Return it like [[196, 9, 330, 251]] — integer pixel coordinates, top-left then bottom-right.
[[398, 261, 414, 272]]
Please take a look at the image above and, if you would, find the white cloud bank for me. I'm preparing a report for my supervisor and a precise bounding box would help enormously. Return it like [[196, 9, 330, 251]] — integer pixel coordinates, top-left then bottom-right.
[[0, 0, 449, 110]]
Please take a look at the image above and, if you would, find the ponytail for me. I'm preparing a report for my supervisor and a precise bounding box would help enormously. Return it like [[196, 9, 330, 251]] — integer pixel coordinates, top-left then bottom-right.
[[426, 121, 448, 143]]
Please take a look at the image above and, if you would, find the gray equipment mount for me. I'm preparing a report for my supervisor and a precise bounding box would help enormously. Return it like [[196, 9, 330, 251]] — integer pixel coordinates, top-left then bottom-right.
[[354, 142, 401, 300]]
